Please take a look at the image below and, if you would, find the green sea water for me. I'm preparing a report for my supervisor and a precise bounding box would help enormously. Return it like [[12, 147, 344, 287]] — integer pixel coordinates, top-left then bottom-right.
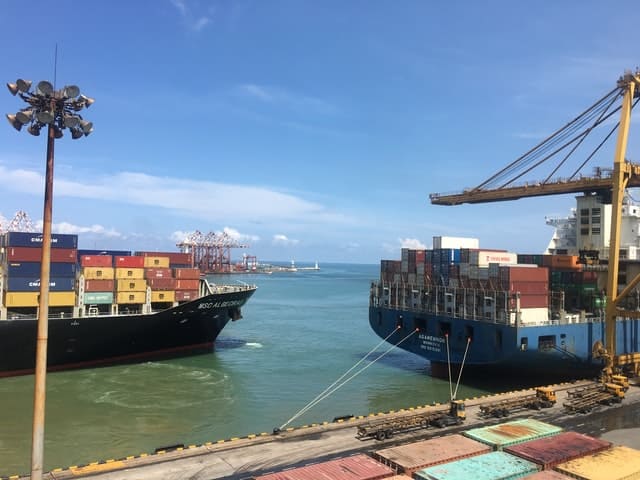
[[1, 263, 503, 476]]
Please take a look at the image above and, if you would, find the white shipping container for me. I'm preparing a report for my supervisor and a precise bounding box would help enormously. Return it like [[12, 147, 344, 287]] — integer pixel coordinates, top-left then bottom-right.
[[511, 307, 549, 325], [469, 250, 518, 267], [432, 236, 479, 250]]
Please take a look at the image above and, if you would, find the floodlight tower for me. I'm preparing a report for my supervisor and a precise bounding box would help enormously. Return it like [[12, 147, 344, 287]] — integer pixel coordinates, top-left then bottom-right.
[[6, 78, 94, 480]]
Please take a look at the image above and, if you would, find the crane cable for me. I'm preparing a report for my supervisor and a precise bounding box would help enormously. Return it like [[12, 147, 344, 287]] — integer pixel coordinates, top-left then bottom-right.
[[452, 338, 472, 400], [474, 86, 622, 191], [278, 327, 418, 431]]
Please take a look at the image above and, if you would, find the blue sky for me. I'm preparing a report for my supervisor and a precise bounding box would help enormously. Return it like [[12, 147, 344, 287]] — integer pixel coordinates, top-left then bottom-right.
[[0, 1, 638, 264]]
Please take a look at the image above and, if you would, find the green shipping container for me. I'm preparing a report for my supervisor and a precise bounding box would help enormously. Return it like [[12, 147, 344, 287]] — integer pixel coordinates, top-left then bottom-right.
[[84, 292, 114, 305], [415, 451, 539, 480]]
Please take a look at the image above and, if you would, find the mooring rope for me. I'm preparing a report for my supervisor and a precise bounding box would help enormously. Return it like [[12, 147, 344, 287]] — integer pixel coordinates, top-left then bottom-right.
[[453, 337, 472, 400], [278, 327, 417, 430]]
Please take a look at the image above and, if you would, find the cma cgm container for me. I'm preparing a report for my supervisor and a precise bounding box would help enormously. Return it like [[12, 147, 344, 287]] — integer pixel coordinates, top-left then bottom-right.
[[415, 451, 539, 480], [374, 434, 491, 475], [7, 262, 77, 277], [464, 419, 562, 450], [3, 231, 77, 249], [504, 431, 611, 470], [7, 247, 77, 263], [252, 453, 395, 480], [6, 277, 75, 292]]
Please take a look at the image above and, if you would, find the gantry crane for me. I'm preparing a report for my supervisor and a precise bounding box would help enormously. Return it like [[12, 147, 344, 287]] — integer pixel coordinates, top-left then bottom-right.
[[176, 230, 249, 273], [429, 71, 640, 378], [0, 210, 37, 234]]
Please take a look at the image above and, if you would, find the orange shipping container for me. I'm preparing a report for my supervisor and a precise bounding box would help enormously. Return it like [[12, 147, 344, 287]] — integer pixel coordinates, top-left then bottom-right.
[[116, 279, 147, 291], [147, 277, 176, 290], [143, 256, 170, 268], [151, 290, 175, 303], [82, 267, 115, 280], [543, 255, 581, 270], [115, 268, 144, 279], [175, 279, 199, 290], [116, 291, 146, 304]]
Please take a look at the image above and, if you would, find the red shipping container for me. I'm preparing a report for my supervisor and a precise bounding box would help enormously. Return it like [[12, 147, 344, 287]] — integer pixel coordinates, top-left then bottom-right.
[[253, 454, 394, 480], [519, 294, 549, 308], [144, 268, 173, 279], [175, 290, 198, 301], [114, 256, 144, 268], [84, 279, 115, 292], [509, 281, 549, 295], [147, 277, 177, 290], [81, 255, 113, 267], [415, 250, 426, 264], [175, 279, 199, 290], [500, 266, 549, 283], [7, 247, 77, 263], [135, 251, 193, 266], [174, 268, 201, 279]]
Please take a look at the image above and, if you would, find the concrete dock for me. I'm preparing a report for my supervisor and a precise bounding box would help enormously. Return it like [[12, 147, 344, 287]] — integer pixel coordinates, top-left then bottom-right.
[[14, 379, 640, 480]]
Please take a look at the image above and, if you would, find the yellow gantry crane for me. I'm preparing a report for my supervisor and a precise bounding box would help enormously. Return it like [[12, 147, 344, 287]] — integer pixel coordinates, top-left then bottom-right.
[[429, 71, 640, 378]]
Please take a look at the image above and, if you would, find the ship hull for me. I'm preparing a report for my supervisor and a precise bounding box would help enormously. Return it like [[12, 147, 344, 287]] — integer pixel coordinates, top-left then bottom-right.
[[369, 305, 640, 380], [0, 287, 256, 377]]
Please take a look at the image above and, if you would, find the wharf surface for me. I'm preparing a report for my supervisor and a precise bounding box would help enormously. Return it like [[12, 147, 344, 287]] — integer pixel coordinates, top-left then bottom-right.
[[16, 379, 640, 480]]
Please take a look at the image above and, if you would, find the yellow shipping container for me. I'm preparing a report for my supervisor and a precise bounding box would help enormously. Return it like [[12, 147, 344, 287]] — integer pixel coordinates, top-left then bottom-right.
[[116, 279, 148, 292], [83, 267, 115, 280], [4, 292, 76, 307], [555, 445, 640, 480], [116, 291, 146, 304], [143, 256, 170, 268], [50, 292, 76, 306], [151, 290, 175, 303], [4, 292, 39, 307], [115, 268, 144, 279]]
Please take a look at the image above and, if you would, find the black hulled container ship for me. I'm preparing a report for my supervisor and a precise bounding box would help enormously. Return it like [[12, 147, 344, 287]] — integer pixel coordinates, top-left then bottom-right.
[[0, 231, 256, 377]]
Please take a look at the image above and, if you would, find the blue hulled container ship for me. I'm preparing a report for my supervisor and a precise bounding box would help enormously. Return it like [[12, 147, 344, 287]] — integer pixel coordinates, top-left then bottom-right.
[[369, 193, 640, 380]]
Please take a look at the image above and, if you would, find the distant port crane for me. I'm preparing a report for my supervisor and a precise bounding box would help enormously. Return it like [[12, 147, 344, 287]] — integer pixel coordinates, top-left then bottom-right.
[[429, 70, 640, 379], [0, 210, 37, 234], [176, 230, 249, 273]]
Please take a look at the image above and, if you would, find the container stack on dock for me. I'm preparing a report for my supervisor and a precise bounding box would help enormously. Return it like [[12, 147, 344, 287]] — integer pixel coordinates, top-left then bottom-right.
[[1, 232, 78, 314]]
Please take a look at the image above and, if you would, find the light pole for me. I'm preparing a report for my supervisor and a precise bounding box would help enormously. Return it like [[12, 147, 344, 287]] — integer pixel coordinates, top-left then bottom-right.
[[6, 79, 93, 480]]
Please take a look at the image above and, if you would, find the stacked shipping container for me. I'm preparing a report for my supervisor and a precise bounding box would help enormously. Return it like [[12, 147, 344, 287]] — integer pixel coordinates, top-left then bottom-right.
[[2, 232, 78, 308]]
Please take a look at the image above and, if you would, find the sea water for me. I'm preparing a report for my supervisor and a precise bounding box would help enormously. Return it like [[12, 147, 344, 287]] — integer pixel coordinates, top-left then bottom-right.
[[0, 263, 502, 475]]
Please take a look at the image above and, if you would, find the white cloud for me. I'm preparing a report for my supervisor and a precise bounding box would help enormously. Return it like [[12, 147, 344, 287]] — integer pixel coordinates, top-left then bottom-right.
[[238, 84, 338, 115], [169, 0, 213, 32], [273, 234, 299, 246], [33, 220, 122, 237], [399, 237, 427, 249], [0, 165, 350, 226], [223, 227, 259, 243]]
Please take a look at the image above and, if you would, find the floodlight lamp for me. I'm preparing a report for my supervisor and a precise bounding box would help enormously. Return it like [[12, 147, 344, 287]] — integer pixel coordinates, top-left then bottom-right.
[[70, 127, 83, 139], [6, 114, 22, 131], [36, 81, 54, 96], [27, 124, 41, 136], [7, 83, 19, 95], [36, 110, 55, 124], [16, 109, 33, 124], [79, 120, 93, 134], [16, 79, 32, 92], [79, 94, 95, 107], [53, 126, 63, 139], [63, 115, 80, 128], [63, 85, 80, 98]]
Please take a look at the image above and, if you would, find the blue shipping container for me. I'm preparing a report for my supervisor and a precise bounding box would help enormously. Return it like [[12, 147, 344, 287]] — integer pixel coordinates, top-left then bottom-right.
[[6, 277, 76, 292], [4, 231, 78, 249], [8, 262, 77, 277]]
